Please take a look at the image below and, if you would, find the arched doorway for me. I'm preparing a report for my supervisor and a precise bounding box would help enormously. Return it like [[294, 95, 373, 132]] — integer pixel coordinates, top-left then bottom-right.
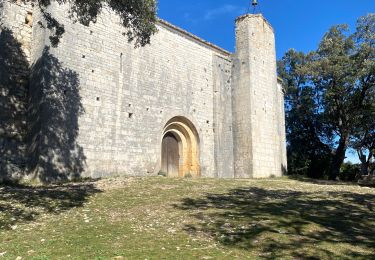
[[161, 117, 200, 177], [161, 133, 180, 177]]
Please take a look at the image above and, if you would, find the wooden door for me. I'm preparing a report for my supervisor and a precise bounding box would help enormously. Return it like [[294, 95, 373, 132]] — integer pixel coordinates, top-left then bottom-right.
[[161, 133, 179, 177]]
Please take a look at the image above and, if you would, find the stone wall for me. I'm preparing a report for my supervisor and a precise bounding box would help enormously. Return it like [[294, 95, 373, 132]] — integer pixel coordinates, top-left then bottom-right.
[[29, 1, 233, 179], [0, 0, 33, 180], [1, 1, 33, 60], [277, 81, 288, 173], [0, 1, 4, 25], [213, 55, 234, 178]]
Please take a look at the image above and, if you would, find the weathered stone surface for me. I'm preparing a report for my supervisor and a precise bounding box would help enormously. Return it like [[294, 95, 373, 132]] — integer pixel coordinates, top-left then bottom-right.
[[232, 14, 286, 178], [0, 0, 32, 180], [0, 1, 287, 181]]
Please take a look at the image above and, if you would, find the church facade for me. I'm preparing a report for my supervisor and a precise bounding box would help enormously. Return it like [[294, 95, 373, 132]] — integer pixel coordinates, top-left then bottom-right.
[[0, 1, 287, 182]]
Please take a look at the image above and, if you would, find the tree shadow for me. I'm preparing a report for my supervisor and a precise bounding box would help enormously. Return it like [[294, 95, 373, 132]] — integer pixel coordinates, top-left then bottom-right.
[[288, 175, 358, 186], [0, 181, 101, 230], [0, 28, 29, 181], [0, 25, 86, 183], [27, 46, 86, 183], [0, 13, 98, 234], [175, 187, 375, 259]]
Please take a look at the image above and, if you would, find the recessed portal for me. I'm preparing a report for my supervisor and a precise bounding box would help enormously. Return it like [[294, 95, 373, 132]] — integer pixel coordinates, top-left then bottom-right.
[[161, 133, 180, 178], [161, 116, 200, 178]]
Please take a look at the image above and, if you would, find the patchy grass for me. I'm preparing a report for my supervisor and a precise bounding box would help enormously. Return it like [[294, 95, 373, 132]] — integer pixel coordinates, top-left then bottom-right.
[[0, 177, 374, 259]]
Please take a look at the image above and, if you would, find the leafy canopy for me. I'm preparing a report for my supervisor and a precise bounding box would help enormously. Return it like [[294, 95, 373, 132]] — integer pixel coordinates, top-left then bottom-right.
[[14, 0, 158, 47], [278, 14, 375, 179]]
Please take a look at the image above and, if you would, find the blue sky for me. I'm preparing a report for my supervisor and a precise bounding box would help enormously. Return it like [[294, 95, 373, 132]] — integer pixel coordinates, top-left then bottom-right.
[[158, 0, 374, 163], [158, 0, 375, 59]]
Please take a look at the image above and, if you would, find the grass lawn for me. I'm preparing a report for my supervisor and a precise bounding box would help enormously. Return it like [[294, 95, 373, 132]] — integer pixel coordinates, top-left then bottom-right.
[[1, 177, 374, 259]]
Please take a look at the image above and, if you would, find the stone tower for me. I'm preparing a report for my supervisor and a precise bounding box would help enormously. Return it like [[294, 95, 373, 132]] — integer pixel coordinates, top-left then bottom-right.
[[232, 14, 286, 178]]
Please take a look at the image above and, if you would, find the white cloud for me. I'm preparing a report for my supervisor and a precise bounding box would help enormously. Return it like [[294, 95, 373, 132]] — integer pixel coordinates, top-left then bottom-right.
[[182, 4, 246, 24], [204, 4, 244, 20]]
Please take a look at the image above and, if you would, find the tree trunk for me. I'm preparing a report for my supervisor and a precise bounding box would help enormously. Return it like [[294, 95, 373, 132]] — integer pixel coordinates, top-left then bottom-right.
[[371, 166, 375, 176], [368, 151, 374, 176], [329, 135, 348, 180], [360, 162, 369, 176], [358, 151, 370, 176]]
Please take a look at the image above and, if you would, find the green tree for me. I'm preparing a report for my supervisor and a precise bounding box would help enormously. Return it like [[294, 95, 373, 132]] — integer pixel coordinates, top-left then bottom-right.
[[350, 14, 375, 176], [352, 127, 374, 176], [279, 14, 375, 180], [12, 0, 158, 47], [278, 49, 332, 178], [310, 24, 357, 180]]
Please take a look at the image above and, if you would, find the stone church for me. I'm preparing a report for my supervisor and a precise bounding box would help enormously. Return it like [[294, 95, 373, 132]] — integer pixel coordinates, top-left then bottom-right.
[[0, 1, 287, 182]]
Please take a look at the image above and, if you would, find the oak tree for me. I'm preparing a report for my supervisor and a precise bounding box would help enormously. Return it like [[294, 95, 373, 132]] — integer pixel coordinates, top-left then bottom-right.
[[279, 14, 375, 180]]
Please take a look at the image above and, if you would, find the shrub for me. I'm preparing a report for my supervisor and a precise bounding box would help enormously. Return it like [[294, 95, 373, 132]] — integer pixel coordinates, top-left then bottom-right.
[[340, 163, 361, 182]]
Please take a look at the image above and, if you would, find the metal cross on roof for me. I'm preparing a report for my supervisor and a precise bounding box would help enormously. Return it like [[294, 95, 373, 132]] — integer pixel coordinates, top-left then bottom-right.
[[249, 0, 261, 14]]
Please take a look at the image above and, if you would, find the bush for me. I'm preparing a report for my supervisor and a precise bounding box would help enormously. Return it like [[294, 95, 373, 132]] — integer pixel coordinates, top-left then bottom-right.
[[287, 151, 331, 179], [339, 163, 361, 182]]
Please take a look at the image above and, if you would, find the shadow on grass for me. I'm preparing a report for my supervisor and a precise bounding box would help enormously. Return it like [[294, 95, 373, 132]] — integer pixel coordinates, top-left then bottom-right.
[[0, 181, 101, 230], [288, 175, 358, 186], [175, 187, 375, 259]]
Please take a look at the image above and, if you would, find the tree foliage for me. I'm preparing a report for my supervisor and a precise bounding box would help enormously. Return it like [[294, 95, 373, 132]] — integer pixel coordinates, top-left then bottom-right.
[[13, 0, 158, 47], [278, 50, 332, 178], [351, 13, 375, 176], [278, 14, 375, 180]]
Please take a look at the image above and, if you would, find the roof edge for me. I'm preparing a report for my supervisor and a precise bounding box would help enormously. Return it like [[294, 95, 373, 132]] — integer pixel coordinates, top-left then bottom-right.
[[157, 18, 232, 56], [235, 14, 274, 33]]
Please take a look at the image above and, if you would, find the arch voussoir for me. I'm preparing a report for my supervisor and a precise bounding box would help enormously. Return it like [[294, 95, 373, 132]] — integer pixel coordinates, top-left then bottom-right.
[[161, 116, 200, 177]]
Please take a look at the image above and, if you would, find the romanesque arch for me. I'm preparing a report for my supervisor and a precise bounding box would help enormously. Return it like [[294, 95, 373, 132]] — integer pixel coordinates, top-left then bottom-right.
[[161, 116, 200, 177]]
